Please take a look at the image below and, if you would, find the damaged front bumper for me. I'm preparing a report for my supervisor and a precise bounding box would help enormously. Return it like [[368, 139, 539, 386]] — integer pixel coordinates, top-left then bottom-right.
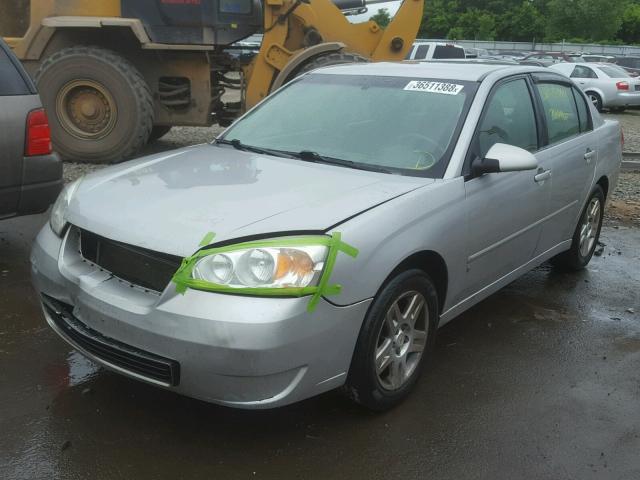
[[30, 224, 371, 408]]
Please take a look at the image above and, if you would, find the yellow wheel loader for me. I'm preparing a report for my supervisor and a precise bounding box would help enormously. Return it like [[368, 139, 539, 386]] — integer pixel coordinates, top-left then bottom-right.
[[1, 0, 423, 163]]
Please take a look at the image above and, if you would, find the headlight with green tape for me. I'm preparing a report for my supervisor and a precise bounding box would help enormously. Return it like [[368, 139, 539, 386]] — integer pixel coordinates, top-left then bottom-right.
[[172, 233, 358, 312]]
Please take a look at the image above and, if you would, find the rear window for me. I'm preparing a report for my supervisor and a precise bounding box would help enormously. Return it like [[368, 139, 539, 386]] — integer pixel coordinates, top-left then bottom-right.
[[433, 45, 465, 59], [599, 65, 630, 78], [0, 47, 30, 96]]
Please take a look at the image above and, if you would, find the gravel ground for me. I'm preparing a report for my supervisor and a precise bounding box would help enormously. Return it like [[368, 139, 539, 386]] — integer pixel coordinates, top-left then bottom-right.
[[603, 110, 640, 154]]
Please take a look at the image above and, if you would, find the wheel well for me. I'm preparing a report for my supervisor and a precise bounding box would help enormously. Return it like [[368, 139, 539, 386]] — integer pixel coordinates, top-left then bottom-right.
[[387, 251, 448, 314], [597, 176, 609, 199]]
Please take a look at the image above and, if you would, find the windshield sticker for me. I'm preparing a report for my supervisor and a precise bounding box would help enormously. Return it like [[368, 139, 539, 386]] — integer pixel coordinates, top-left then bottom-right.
[[404, 81, 464, 95]]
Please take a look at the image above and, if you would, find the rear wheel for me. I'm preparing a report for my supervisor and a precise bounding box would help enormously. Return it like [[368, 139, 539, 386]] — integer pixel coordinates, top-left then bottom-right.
[[586, 92, 603, 112], [551, 185, 605, 271], [344, 270, 438, 411], [35, 46, 154, 164]]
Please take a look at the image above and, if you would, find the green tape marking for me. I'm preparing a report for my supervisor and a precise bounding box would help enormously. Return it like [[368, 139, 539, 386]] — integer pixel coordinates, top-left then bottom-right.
[[199, 232, 216, 247], [171, 232, 358, 312]]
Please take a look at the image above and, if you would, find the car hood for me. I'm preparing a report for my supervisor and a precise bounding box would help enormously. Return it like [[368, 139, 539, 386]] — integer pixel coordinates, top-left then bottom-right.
[[66, 145, 432, 256]]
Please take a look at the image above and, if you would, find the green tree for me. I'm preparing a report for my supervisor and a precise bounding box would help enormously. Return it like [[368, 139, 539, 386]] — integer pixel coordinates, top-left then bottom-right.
[[370, 8, 392, 28], [546, 0, 625, 42], [497, 2, 545, 42], [448, 8, 497, 40], [618, 2, 640, 44], [420, 0, 459, 38]]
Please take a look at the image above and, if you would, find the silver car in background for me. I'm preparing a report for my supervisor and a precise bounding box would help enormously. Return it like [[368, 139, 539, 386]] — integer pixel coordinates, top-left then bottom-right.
[[31, 62, 622, 411], [550, 62, 640, 112]]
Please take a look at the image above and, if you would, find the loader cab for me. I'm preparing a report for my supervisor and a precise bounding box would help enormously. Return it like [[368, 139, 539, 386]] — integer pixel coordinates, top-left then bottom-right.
[[121, 0, 263, 46]]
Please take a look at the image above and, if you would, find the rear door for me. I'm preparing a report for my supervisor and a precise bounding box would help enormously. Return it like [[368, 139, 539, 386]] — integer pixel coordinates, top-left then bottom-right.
[[531, 75, 597, 253], [570, 65, 599, 90], [0, 41, 40, 218]]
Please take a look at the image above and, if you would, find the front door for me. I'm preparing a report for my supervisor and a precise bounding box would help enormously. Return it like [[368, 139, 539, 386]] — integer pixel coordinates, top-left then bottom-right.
[[461, 77, 550, 300]]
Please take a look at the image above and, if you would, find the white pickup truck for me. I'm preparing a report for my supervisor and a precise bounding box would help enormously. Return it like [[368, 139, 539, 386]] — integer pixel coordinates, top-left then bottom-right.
[[406, 41, 466, 60]]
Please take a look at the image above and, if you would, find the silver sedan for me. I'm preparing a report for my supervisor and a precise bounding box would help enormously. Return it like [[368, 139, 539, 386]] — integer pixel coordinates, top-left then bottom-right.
[[550, 62, 640, 112], [31, 62, 622, 410]]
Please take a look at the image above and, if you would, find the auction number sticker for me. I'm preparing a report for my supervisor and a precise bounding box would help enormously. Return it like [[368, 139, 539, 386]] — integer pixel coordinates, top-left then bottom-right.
[[404, 81, 464, 95]]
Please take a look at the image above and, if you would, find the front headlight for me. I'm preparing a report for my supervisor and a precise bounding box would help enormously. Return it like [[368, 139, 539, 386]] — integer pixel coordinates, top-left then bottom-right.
[[172, 233, 359, 312], [192, 245, 327, 289], [50, 179, 82, 237]]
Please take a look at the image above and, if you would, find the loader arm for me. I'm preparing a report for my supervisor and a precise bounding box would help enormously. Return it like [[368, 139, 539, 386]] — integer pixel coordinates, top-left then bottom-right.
[[245, 0, 424, 109]]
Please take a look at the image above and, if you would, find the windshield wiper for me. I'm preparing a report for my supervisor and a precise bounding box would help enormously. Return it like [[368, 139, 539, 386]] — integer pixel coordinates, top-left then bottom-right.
[[216, 139, 294, 158], [294, 150, 394, 174]]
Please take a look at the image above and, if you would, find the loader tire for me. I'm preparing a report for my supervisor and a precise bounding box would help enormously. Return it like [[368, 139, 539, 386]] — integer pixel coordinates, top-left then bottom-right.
[[293, 51, 369, 78], [35, 46, 154, 164], [148, 126, 173, 143]]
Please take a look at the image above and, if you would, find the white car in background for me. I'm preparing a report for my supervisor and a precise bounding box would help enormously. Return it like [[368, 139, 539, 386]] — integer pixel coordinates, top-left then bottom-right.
[[550, 62, 640, 112]]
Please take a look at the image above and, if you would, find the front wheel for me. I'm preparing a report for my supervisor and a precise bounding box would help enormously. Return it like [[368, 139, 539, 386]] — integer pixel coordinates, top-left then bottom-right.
[[551, 185, 605, 271], [344, 270, 438, 411]]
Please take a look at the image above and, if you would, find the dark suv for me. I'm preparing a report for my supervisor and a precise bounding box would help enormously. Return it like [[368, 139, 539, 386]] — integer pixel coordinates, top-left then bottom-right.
[[0, 39, 61, 220]]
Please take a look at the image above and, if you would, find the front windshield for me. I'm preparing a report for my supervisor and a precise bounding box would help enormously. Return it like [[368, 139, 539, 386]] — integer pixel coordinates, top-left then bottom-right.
[[221, 74, 477, 178]]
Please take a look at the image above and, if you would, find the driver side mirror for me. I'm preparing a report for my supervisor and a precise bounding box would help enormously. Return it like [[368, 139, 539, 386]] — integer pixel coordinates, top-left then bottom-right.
[[472, 143, 538, 176]]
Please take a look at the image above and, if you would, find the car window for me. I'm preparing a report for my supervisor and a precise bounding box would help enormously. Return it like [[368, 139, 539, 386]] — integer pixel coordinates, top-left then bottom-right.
[[414, 44, 430, 60], [433, 45, 465, 59], [571, 65, 597, 79], [537, 83, 580, 144], [477, 79, 538, 159], [572, 87, 591, 133], [598, 65, 630, 78], [0, 47, 30, 96]]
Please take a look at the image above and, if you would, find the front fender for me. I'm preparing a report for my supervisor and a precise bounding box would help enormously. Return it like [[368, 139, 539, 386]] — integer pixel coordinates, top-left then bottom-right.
[[328, 178, 467, 314]]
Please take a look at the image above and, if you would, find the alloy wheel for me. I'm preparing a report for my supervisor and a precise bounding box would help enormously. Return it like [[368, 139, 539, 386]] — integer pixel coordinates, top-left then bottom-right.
[[375, 291, 429, 391], [579, 197, 601, 257]]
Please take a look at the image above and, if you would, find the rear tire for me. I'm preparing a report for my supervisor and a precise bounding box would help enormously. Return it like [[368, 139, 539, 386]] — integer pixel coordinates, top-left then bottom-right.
[[551, 185, 605, 271], [344, 270, 438, 411], [586, 92, 603, 112], [35, 46, 154, 164]]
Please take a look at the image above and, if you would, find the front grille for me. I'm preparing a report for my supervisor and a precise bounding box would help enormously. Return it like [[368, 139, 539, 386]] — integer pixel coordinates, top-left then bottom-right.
[[42, 295, 180, 386], [79, 229, 182, 293]]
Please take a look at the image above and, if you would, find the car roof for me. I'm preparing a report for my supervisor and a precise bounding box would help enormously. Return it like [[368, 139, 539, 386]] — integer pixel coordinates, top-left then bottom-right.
[[312, 61, 546, 82]]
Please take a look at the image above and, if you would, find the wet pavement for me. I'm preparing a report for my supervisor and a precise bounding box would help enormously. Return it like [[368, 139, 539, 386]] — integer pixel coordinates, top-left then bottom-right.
[[1, 214, 639, 480]]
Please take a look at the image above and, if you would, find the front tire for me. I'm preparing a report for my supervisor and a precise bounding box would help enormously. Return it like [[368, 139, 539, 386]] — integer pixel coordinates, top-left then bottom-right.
[[345, 270, 438, 411], [551, 185, 605, 271], [35, 46, 154, 164]]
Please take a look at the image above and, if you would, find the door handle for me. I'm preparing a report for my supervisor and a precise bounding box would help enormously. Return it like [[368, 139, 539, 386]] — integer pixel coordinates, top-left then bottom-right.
[[534, 169, 552, 183], [584, 149, 596, 163]]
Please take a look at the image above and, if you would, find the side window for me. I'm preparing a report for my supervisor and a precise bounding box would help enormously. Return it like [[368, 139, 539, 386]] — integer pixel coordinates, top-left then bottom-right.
[[477, 79, 538, 159], [0, 47, 30, 96], [537, 83, 580, 144], [571, 66, 597, 79], [414, 45, 430, 60], [572, 87, 591, 133]]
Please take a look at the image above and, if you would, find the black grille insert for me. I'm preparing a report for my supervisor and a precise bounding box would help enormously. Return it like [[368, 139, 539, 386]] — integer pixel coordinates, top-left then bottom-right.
[[42, 295, 180, 386], [79, 229, 183, 293]]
